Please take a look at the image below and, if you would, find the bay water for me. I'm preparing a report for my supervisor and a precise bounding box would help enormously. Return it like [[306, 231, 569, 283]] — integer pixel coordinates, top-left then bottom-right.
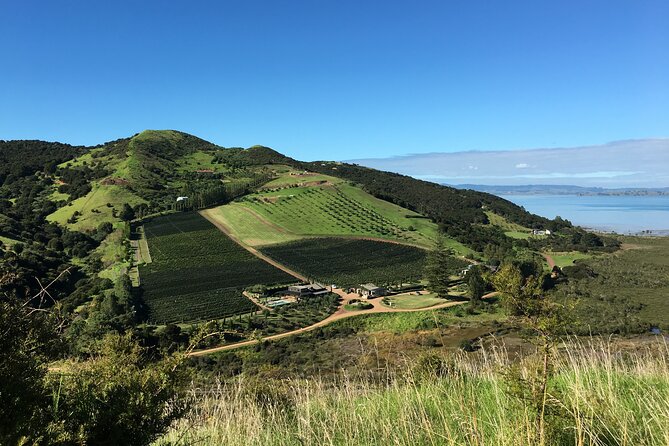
[[501, 194, 669, 235]]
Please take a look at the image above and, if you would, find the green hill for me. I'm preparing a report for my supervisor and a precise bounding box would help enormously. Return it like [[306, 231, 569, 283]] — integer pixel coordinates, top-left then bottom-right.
[[2, 130, 614, 255], [207, 167, 471, 253]]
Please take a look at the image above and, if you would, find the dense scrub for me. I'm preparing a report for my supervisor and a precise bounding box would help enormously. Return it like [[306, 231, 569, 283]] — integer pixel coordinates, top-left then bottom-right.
[[140, 212, 294, 323], [260, 237, 427, 287], [0, 140, 85, 187], [554, 236, 669, 332]]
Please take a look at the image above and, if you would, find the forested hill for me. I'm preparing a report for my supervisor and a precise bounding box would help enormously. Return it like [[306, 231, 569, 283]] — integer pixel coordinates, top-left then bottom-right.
[[0, 140, 86, 185], [0, 130, 617, 252]]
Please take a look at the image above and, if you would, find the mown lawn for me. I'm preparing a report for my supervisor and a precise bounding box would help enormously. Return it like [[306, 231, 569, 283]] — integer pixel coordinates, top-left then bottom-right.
[[381, 293, 445, 309]]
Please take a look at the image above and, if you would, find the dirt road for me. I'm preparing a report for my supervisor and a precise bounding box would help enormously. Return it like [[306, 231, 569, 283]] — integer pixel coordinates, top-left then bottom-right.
[[542, 253, 556, 269], [189, 289, 499, 356], [199, 208, 308, 282], [193, 207, 498, 356]]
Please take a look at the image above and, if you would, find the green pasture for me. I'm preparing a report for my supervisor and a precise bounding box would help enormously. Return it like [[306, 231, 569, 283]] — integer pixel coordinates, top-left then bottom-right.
[[547, 251, 592, 267], [47, 183, 146, 231], [381, 293, 445, 309]]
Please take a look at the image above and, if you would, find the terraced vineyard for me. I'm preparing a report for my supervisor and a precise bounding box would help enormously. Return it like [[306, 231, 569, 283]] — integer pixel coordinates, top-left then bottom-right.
[[139, 212, 295, 323], [214, 176, 473, 254], [260, 238, 427, 287]]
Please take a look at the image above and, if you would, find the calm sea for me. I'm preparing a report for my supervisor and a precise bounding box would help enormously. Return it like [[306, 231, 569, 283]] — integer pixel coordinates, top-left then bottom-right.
[[500, 194, 669, 235]]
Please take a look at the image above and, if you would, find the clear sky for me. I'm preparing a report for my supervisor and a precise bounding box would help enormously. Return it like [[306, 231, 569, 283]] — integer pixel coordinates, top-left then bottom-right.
[[1, 0, 668, 161]]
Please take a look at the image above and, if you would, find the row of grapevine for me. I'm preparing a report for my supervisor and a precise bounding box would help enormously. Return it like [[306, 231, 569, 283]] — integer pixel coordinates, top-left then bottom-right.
[[139, 212, 295, 324], [260, 238, 427, 287]]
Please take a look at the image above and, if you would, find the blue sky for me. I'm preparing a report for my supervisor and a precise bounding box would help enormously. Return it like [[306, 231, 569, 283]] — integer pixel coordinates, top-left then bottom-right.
[[1, 0, 668, 163], [351, 139, 669, 188]]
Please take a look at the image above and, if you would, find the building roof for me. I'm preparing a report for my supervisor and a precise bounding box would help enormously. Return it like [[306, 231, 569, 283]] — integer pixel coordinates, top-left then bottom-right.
[[360, 283, 382, 291]]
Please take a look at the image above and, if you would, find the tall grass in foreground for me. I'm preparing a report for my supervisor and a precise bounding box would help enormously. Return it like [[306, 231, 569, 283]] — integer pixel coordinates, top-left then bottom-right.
[[157, 339, 669, 446]]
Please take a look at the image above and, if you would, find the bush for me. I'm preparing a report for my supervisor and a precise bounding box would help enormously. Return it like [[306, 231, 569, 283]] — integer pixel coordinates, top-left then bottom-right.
[[47, 334, 189, 446]]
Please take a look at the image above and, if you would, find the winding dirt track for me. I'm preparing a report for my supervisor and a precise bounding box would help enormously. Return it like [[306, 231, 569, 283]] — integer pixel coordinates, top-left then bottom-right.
[[542, 253, 557, 269], [189, 285, 498, 356], [199, 209, 308, 282], [192, 208, 499, 356]]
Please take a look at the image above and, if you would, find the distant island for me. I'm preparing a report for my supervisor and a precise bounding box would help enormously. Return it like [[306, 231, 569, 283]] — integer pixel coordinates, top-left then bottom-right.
[[453, 184, 669, 196]]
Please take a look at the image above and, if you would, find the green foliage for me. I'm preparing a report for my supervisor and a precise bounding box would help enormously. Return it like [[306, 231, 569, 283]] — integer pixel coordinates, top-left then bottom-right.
[[120, 203, 135, 221], [0, 140, 85, 188], [48, 333, 189, 446], [260, 238, 427, 287], [425, 236, 469, 297], [0, 293, 58, 444], [468, 266, 486, 300], [554, 236, 669, 332], [140, 213, 294, 323]]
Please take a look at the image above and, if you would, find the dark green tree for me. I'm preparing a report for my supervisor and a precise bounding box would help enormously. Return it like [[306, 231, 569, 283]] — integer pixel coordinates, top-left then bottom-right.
[[119, 203, 135, 221], [425, 236, 465, 298], [491, 264, 569, 445], [48, 333, 189, 445], [467, 265, 486, 301]]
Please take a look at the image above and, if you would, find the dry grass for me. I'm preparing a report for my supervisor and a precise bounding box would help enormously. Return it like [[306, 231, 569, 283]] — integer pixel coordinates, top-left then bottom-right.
[[157, 339, 669, 446]]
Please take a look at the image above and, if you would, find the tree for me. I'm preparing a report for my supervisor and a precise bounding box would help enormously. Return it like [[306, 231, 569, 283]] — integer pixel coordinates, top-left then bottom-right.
[[1, 268, 189, 445], [119, 203, 135, 221], [425, 236, 466, 298], [491, 264, 568, 446], [467, 265, 486, 301], [0, 267, 64, 444], [48, 333, 189, 445]]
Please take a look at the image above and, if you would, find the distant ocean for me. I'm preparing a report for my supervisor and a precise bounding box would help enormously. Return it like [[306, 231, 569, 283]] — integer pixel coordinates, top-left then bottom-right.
[[500, 194, 669, 235]]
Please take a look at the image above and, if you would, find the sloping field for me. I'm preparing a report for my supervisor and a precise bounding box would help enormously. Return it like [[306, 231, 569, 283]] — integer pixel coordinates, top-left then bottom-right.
[[0, 235, 19, 249], [46, 183, 146, 231], [260, 238, 427, 287], [214, 176, 471, 254], [140, 212, 295, 323]]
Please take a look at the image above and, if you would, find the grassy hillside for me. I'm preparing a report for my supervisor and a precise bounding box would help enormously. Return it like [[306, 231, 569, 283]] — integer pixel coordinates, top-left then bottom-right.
[[0, 234, 19, 249], [212, 168, 471, 253], [47, 183, 147, 231], [484, 211, 534, 239], [160, 339, 669, 446], [37, 130, 585, 256]]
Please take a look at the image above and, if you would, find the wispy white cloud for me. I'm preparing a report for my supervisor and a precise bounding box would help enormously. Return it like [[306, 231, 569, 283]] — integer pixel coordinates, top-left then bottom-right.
[[348, 139, 669, 187]]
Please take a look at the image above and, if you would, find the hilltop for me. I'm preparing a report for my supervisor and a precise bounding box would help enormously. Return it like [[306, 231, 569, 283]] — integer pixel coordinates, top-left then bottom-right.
[[1, 130, 615, 253]]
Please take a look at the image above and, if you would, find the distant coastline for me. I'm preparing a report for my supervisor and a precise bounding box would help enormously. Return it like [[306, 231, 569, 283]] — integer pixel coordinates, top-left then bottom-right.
[[466, 192, 669, 236], [453, 184, 669, 197]]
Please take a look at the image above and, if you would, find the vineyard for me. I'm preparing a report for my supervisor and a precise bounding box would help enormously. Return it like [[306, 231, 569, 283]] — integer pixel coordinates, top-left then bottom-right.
[[242, 184, 435, 245], [214, 179, 475, 253], [139, 212, 295, 323], [260, 238, 427, 287]]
